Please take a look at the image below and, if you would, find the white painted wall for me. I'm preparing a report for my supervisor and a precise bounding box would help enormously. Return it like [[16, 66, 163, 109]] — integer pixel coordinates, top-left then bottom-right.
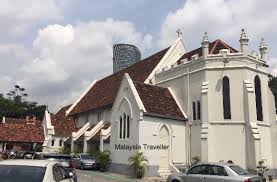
[[154, 45, 276, 170], [110, 75, 141, 165], [139, 116, 186, 166], [75, 108, 111, 128], [43, 136, 66, 153]]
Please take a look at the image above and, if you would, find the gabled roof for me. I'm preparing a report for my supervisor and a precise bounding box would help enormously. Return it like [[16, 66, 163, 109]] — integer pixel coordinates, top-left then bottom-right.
[[133, 82, 186, 120], [68, 48, 169, 116], [0, 118, 44, 142], [51, 105, 77, 137], [178, 39, 238, 61]]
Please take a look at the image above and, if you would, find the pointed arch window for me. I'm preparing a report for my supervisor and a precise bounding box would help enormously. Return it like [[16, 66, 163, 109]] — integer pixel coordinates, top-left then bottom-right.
[[197, 101, 201, 120], [127, 115, 130, 138], [123, 113, 126, 139], [119, 116, 122, 139], [255, 76, 263, 121], [119, 113, 130, 139], [223, 76, 231, 119], [192, 102, 196, 120]]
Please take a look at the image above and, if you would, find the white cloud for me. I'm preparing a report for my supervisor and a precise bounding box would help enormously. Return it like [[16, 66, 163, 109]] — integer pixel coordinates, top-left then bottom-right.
[[18, 19, 153, 110], [0, 0, 63, 35], [0, 76, 13, 94], [0, 0, 62, 20], [159, 0, 277, 49], [33, 24, 74, 47]]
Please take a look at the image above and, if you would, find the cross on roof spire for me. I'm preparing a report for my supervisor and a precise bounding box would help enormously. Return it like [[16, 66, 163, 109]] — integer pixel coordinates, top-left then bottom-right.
[[176, 28, 182, 38]]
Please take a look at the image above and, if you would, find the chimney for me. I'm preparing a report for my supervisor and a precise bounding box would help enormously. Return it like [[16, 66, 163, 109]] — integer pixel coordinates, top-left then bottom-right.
[[201, 32, 209, 59], [259, 38, 268, 62], [239, 29, 249, 56], [26, 115, 30, 124], [2, 116, 5, 124], [32, 115, 37, 123]]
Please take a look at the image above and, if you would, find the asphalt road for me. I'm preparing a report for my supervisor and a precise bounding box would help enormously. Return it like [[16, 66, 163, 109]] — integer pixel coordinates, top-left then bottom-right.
[[76, 170, 135, 182]]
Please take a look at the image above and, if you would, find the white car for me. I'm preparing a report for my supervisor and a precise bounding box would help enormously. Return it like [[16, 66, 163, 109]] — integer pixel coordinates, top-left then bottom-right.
[[0, 159, 74, 182]]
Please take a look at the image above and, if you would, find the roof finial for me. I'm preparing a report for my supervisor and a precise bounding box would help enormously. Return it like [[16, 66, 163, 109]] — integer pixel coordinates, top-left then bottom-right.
[[260, 38, 267, 48], [202, 32, 209, 42], [176, 28, 182, 38], [240, 28, 248, 40]]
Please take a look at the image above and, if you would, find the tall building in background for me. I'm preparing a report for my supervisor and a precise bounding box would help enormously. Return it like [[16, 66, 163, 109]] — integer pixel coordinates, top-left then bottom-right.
[[113, 44, 141, 73]]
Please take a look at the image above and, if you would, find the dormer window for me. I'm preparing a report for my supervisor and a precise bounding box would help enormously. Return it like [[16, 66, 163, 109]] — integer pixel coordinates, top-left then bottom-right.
[[51, 139, 55, 146], [59, 139, 63, 147]]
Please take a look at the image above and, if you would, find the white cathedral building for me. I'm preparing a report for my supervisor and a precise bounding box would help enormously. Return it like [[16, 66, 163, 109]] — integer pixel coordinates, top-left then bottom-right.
[[43, 30, 277, 177]]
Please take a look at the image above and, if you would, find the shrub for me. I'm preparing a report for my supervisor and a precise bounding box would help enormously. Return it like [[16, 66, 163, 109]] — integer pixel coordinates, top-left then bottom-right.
[[97, 150, 111, 172], [128, 152, 148, 178], [191, 156, 201, 166]]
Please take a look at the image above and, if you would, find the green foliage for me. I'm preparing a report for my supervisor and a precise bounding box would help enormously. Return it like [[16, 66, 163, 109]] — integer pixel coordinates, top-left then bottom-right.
[[257, 160, 268, 177], [128, 151, 148, 178], [0, 85, 46, 120], [268, 75, 277, 110], [73, 145, 82, 154], [191, 156, 201, 166], [59, 147, 71, 155], [96, 150, 111, 172]]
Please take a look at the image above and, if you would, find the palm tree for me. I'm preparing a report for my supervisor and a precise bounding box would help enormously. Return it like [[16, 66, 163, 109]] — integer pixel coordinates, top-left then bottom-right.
[[128, 151, 148, 178]]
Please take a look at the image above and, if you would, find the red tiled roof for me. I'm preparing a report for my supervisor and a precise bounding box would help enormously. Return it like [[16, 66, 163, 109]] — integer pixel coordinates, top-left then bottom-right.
[[51, 105, 77, 137], [68, 48, 169, 116], [178, 39, 238, 61], [133, 82, 186, 120], [0, 118, 44, 142]]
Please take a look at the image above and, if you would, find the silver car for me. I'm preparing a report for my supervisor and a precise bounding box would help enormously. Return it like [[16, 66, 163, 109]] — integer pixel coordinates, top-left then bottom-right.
[[72, 153, 96, 170], [167, 162, 263, 182]]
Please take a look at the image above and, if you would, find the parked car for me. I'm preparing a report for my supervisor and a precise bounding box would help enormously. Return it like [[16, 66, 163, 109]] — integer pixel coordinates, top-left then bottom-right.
[[0, 159, 75, 182], [167, 162, 263, 182], [71, 153, 97, 170], [34, 153, 72, 168], [14, 151, 36, 159]]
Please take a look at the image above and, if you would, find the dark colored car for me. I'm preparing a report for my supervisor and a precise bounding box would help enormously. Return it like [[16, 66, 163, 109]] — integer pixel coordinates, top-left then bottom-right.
[[14, 151, 36, 159]]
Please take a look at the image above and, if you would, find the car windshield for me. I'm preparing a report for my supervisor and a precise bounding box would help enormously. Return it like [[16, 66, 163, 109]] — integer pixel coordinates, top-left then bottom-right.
[[230, 165, 250, 175], [0, 165, 46, 182], [80, 155, 92, 160]]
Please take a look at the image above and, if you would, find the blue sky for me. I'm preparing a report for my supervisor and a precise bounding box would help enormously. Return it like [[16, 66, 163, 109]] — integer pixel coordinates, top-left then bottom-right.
[[0, 0, 277, 111]]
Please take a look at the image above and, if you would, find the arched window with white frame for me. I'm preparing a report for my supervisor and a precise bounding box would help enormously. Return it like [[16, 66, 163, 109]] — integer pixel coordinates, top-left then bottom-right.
[[192, 102, 196, 121], [223, 76, 231, 119], [197, 101, 201, 120], [118, 113, 130, 139], [255, 75, 263, 121], [119, 116, 122, 139]]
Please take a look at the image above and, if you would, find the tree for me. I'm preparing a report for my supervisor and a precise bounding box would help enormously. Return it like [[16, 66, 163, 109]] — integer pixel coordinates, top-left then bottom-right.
[[0, 85, 46, 120], [128, 151, 148, 178], [268, 75, 277, 111]]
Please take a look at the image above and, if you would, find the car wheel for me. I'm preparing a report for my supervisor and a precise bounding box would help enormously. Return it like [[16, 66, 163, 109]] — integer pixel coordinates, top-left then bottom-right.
[[80, 164, 84, 170], [172, 180, 180, 182]]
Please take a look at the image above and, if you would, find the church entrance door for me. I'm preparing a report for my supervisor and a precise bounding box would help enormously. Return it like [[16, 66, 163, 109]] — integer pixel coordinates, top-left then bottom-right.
[[159, 126, 169, 170]]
